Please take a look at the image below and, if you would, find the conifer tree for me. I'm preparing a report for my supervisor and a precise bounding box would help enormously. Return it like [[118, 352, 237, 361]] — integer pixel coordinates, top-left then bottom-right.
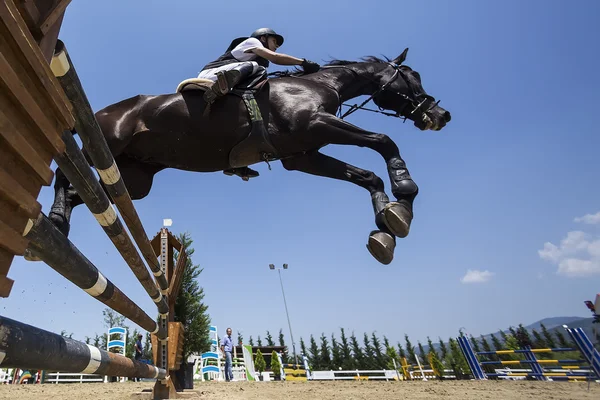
[[447, 337, 469, 378], [438, 337, 448, 359], [417, 342, 427, 365], [555, 330, 573, 349], [469, 336, 482, 353], [397, 342, 406, 360], [371, 332, 386, 369], [540, 323, 557, 348], [300, 337, 307, 360], [266, 331, 275, 346], [271, 351, 282, 379], [257, 335, 263, 347], [515, 324, 532, 348], [350, 332, 365, 368], [309, 335, 321, 369], [384, 337, 400, 370], [427, 336, 438, 358], [331, 334, 343, 369], [362, 333, 376, 369], [320, 333, 332, 370], [404, 334, 417, 364], [249, 335, 254, 346], [339, 328, 354, 370], [278, 329, 288, 364]]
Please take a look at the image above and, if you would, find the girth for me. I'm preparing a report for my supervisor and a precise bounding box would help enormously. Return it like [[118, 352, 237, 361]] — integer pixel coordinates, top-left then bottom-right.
[[228, 90, 278, 168]]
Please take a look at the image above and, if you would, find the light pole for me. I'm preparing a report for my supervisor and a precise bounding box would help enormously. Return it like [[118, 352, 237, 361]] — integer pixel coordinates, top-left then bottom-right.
[[269, 263, 298, 366]]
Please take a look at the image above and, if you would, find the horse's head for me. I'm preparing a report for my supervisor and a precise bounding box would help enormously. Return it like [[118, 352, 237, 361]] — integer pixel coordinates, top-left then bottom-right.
[[371, 49, 451, 131]]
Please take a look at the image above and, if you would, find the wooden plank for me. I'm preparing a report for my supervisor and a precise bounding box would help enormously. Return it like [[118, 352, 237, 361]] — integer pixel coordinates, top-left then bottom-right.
[[39, 0, 70, 35], [168, 250, 187, 303], [0, 216, 29, 255], [150, 233, 161, 259], [1, 0, 74, 130], [0, 246, 16, 297], [37, 7, 62, 61], [0, 168, 41, 218], [0, 107, 54, 186], [167, 231, 182, 252], [13, 0, 40, 32], [0, 51, 65, 154], [0, 93, 55, 195]]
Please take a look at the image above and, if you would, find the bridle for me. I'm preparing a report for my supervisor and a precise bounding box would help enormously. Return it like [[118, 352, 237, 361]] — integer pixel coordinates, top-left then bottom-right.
[[323, 63, 440, 122]]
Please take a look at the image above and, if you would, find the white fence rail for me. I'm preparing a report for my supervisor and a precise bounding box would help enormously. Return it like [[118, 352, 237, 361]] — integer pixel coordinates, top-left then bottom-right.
[[44, 372, 104, 384]]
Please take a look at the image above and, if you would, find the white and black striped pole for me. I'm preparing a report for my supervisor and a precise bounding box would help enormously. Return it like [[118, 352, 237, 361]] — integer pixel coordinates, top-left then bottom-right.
[[0, 316, 166, 380]]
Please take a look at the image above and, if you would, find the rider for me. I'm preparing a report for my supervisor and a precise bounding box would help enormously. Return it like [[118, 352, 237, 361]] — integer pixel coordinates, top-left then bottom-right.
[[199, 28, 320, 181], [198, 28, 321, 104]]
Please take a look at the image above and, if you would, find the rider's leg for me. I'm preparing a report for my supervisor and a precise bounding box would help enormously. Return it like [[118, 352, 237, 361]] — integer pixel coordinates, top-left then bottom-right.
[[204, 62, 258, 104]]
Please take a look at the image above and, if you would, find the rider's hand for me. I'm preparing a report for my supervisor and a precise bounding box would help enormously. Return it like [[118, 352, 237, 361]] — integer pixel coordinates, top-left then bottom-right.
[[301, 59, 321, 74]]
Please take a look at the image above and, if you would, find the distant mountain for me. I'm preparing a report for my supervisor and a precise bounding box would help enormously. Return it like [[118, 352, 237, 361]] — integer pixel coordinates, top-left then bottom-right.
[[426, 317, 598, 354]]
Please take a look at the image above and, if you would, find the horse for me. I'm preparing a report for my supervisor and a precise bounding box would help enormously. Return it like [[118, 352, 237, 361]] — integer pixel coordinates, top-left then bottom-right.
[[49, 48, 451, 265]]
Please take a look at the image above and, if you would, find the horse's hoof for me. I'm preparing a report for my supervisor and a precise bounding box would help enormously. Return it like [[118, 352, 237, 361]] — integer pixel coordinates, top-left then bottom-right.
[[383, 202, 412, 238], [23, 248, 41, 262], [366, 230, 395, 265]]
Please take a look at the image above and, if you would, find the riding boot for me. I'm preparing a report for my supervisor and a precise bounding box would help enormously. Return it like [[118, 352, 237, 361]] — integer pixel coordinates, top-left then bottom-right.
[[203, 70, 243, 105]]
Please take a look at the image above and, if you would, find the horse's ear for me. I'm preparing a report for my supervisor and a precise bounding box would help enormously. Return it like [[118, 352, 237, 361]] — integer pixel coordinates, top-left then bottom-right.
[[392, 48, 409, 65]]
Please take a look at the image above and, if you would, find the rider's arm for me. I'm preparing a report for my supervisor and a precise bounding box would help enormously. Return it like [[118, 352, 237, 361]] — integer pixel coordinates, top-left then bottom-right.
[[249, 47, 304, 66]]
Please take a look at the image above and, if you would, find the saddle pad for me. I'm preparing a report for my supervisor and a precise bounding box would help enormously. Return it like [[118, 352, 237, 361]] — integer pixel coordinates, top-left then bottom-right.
[[176, 78, 214, 93]]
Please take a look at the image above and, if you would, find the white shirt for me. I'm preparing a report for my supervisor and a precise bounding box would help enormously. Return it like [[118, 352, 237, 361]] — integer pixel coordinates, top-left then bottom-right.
[[230, 38, 264, 62]]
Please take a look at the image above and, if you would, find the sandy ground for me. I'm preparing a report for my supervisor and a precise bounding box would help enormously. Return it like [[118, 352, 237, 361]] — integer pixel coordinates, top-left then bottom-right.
[[0, 380, 598, 399]]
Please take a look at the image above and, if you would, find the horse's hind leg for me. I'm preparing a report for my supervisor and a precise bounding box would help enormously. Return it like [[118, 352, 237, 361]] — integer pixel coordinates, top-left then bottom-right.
[[282, 151, 397, 265]]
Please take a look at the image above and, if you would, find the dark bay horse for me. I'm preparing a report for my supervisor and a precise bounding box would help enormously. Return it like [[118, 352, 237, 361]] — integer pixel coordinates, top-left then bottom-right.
[[50, 48, 451, 264]]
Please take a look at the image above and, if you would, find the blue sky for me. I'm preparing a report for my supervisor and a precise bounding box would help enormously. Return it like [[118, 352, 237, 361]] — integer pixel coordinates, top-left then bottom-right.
[[5, 0, 600, 350]]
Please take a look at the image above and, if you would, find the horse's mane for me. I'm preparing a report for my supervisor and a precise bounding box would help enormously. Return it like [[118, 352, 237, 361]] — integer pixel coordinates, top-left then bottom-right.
[[269, 55, 397, 78]]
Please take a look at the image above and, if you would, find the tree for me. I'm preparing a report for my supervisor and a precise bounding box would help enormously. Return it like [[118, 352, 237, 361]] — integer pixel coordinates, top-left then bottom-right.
[[331, 334, 343, 370], [174, 232, 212, 359], [371, 332, 386, 369], [319, 333, 332, 370], [404, 334, 416, 364], [479, 335, 497, 373], [60, 330, 73, 338], [308, 335, 321, 369], [490, 334, 503, 351], [257, 335, 263, 347], [255, 349, 266, 376], [469, 336, 481, 353], [362, 333, 376, 370], [384, 337, 400, 370], [540, 323, 556, 348], [237, 331, 244, 345], [417, 342, 427, 366], [447, 338, 469, 379], [499, 329, 509, 344], [427, 337, 437, 358], [438, 337, 448, 359], [531, 329, 547, 349], [249, 335, 254, 346], [515, 324, 532, 348], [339, 328, 354, 370], [266, 331, 275, 346], [350, 332, 365, 368], [271, 351, 282, 380], [554, 330, 573, 349], [397, 342, 406, 360], [429, 351, 445, 379], [278, 329, 288, 364], [300, 337, 307, 359]]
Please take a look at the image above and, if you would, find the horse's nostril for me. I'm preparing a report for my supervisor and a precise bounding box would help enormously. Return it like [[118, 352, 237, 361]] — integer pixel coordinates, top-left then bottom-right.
[[444, 111, 451, 122]]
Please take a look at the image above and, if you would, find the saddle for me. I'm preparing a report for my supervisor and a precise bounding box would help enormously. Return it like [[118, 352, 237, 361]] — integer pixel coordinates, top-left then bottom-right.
[[176, 76, 278, 169]]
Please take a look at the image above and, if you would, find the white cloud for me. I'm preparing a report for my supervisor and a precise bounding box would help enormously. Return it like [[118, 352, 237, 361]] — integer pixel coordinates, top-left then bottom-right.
[[538, 224, 600, 277], [574, 211, 600, 224], [557, 258, 600, 277], [461, 270, 494, 284]]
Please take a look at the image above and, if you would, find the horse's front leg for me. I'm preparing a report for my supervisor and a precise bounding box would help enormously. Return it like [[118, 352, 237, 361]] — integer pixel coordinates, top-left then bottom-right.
[[282, 151, 397, 264], [310, 114, 418, 238]]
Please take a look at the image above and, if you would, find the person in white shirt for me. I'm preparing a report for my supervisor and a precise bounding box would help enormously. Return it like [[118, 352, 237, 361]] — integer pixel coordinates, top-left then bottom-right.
[[199, 28, 320, 104]]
